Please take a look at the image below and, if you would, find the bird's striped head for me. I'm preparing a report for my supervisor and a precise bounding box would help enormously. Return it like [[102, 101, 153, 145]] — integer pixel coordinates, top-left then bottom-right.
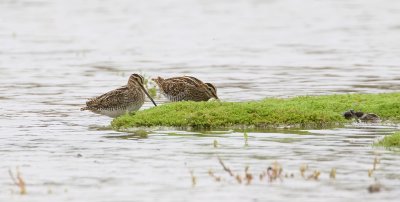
[[128, 73, 157, 107], [128, 74, 145, 86], [204, 83, 219, 100]]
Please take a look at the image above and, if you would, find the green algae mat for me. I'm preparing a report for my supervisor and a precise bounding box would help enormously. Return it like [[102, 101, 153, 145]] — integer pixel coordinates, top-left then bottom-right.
[[111, 93, 400, 129]]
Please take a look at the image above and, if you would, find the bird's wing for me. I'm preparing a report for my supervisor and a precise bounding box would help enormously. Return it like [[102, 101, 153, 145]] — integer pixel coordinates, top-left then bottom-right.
[[86, 86, 130, 110], [164, 77, 202, 87], [182, 84, 210, 101], [161, 80, 195, 97]]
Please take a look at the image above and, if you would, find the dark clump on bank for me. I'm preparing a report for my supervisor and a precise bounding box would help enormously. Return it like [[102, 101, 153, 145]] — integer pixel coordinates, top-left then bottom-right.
[[343, 109, 381, 123], [112, 93, 400, 129]]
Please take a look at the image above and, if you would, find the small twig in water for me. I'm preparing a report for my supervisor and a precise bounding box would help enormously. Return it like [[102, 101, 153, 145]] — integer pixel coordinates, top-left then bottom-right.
[[8, 167, 26, 195], [235, 174, 242, 184], [189, 169, 196, 187], [184, 163, 197, 187], [217, 156, 234, 176], [330, 168, 336, 180], [368, 169, 374, 177], [307, 170, 321, 181], [373, 157, 380, 170], [244, 166, 253, 185], [213, 140, 218, 148], [300, 164, 308, 178], [208, 169, 221, 182], [266, 161, 283, 182]]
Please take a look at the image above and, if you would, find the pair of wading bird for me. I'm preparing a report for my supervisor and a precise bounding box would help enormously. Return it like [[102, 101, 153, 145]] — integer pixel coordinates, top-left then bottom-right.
[[81, 74, 381, 122], [81, 74, 219, 117]]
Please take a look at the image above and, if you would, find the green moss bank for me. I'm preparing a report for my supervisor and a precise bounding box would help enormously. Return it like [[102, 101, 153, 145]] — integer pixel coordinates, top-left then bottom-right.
[[375, 132, 400, 147], [111, 93, 400, 129]]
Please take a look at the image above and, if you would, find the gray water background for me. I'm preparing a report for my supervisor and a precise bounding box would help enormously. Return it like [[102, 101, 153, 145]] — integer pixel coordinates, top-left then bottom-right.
[[1, 0, 400, 201]]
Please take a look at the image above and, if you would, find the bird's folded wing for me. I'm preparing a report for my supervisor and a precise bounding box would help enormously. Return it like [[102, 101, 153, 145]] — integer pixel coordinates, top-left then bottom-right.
[[163, 81, 194, 97], [86, 86, 130, 110]]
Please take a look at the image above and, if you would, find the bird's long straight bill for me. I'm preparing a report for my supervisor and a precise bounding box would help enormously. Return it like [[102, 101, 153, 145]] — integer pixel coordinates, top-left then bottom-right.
[[140, 84, 157, 106], [212, 93, 219, 100]]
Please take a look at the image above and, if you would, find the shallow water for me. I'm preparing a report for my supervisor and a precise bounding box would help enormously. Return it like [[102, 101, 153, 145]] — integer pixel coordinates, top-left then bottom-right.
[[1, 0, 400, 201]]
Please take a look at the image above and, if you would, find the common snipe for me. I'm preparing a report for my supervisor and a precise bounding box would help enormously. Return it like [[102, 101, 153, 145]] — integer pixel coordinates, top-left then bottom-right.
[[152, 76, 218, 102], [81, 74, 157, 117]]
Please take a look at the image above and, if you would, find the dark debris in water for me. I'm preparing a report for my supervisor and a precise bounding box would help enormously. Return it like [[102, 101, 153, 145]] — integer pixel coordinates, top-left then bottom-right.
[[342, 109, 381, 123], [368, 183, 383, 193]]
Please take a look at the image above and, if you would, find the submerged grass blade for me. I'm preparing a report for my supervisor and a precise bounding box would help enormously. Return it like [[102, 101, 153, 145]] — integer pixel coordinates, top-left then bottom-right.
[[244, 131, 248, 146]]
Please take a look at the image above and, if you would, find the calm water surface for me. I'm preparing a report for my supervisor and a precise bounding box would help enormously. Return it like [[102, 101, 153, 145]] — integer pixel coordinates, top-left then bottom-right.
[[1, 0, 400, 201]]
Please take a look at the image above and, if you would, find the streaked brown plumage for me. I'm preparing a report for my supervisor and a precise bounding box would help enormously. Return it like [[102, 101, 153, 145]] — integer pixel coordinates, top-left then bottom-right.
[[152, 76, 218, 102], [81, 74, 157, 117]]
